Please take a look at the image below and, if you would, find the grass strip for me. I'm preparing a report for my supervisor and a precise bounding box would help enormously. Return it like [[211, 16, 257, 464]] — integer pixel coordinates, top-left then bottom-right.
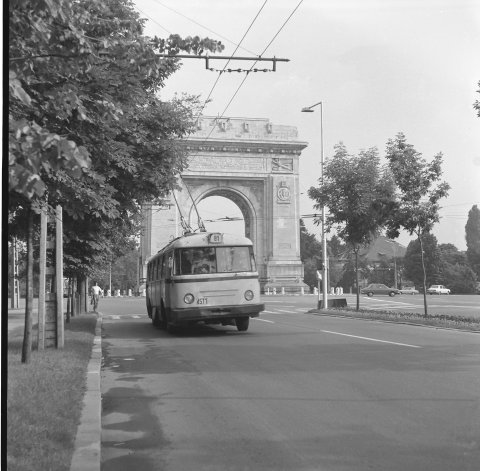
[[7, 314, 97, 471], [315, 307, 480, 331]]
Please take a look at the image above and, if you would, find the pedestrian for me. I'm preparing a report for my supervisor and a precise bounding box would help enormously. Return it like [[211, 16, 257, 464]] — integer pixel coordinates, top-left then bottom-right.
[[91, 282, 102, 312]]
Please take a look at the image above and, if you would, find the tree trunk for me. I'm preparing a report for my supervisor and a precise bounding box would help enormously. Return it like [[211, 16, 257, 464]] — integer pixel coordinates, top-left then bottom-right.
[[79, 276, 87, 314], [21, 208, 34, 363], [66, 277, 72, 323], [419, 234, 429, 317], [355, 249, 360, 311]]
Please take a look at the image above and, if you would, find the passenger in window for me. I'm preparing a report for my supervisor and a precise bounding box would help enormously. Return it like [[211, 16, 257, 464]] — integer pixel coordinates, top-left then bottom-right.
[[181, 250, 193, 274]]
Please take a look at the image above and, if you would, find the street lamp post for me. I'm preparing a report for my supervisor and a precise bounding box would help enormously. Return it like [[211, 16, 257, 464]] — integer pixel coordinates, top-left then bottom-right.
[[302, 101, 328, 309], [385, 239, 398, 289]]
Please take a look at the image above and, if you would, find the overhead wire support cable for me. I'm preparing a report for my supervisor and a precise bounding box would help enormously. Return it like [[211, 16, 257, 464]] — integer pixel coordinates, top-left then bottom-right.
[[150, 0, 260, 56], [171, 190, 192, 234], [179, 176, 206, 232]]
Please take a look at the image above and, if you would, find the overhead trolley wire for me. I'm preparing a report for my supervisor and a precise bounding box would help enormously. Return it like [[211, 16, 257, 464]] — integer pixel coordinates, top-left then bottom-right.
[[135, 6, 172, 34], [219, 0, 304, 118], [195, 0, 269, 122], [176, 0, 270, 232], [150, 0, 259, 56], [189, 0, 304, 151]]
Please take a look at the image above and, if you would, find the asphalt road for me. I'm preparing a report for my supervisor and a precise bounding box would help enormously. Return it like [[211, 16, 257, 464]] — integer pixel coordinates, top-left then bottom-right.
[[100, 297, 480, 471]]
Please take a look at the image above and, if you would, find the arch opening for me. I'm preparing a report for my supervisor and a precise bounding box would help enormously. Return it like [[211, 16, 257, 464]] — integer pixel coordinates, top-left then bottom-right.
[[196, 196, 246, 236]]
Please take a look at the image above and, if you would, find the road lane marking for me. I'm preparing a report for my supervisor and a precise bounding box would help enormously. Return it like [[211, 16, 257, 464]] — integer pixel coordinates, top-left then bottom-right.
[[276, 309, 294, 313], [320, 330, 421, 348], [254, 318, 275, 323]]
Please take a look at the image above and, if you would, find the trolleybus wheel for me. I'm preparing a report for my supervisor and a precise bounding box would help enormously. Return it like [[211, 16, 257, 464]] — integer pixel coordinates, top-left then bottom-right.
[[236, 317, 249, 332], [152, 308, 162, 329], [159, 302, 168, 330]]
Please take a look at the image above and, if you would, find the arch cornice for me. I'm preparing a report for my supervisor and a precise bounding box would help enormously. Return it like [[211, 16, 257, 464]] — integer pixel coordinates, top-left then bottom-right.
[[181, 140, 307, 155]]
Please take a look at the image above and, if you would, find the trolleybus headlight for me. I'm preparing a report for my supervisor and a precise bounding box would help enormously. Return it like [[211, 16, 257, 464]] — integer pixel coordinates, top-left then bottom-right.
[[244, 290, 254, 301], [184, 293, 195, 304]]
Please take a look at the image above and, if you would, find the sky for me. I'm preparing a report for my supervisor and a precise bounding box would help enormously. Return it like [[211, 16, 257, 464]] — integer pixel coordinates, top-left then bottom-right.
[[134, 0, 480, 250]]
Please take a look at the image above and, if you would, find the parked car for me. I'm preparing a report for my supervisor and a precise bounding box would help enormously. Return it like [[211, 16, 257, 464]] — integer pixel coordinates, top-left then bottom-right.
[[427, 284, 450, 295], [361, 283, 400, 297], [399, 287, 419, 295]]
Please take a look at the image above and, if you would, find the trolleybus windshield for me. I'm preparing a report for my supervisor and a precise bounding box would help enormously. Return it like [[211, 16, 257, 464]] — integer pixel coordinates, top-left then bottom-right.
[[174, 246, 256, 275]]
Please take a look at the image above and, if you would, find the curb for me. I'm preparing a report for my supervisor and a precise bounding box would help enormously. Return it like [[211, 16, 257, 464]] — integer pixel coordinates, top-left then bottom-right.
[[70, 316, 102, 471]]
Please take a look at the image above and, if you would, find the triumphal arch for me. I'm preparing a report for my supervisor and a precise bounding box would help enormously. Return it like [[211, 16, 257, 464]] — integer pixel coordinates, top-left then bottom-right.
[[140, 116, 309, 292]]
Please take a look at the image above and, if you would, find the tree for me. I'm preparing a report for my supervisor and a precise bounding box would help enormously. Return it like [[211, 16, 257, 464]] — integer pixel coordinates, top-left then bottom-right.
[[465, 205, 480, 277], [299, 220, 322, 291], [437, 243, 477, 294], [440, 264, 477, 294], [9, 0, 224, 362], [385, 133, 450, 316], [308, 144, 396, 310], [403, 234, 442, 289], [474, 80, 480, 118], [327, 235, 348, 290]]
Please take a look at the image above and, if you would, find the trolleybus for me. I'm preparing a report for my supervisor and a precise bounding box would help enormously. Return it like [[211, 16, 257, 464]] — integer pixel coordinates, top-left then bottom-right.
[[146, 232, 264, 332]]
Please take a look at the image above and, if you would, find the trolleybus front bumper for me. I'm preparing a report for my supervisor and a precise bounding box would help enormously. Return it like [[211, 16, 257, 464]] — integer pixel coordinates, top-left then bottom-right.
[[168, 303, 264, 324]]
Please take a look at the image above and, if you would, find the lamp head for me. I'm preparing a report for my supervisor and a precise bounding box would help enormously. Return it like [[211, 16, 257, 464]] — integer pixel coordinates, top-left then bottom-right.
[[301, 107, 314, 112]]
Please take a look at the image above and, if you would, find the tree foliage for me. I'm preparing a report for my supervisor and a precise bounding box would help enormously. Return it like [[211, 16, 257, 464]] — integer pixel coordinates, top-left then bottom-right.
[[309, 144, 395, 247], [465, 205, 480, 277], [9, 0, 224, 277], [385, 133, 450, 239], [474, 80, 480, 118]]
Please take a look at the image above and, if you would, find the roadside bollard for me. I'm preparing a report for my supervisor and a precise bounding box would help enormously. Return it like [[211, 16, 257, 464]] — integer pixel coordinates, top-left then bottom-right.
[[273, 287, 277, 295], [301, 287, 305, 295], [281, 287, 285, 295], [266, 288, 270, 295], [313, 287, 318, 295]]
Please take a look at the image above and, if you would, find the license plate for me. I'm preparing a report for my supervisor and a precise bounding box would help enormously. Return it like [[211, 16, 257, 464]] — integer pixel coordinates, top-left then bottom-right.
[[197, 297, 208, 304]]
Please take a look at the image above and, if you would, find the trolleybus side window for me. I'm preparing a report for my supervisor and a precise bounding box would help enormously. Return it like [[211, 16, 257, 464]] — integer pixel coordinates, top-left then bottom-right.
[[161, 252, 172, 279]]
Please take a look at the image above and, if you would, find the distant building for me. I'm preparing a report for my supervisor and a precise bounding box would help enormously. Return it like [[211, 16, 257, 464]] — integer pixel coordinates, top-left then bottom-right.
[[359, 236, 406, 264]]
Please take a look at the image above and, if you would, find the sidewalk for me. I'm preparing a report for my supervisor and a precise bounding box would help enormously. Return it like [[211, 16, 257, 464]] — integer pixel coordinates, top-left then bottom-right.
[[7, 301, 102, 471]]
